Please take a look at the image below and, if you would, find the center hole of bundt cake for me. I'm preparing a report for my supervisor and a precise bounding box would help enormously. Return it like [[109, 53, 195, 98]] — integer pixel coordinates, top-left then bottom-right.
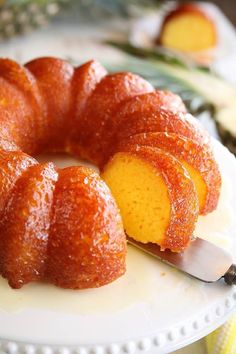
[[35, 152, 98, 171]]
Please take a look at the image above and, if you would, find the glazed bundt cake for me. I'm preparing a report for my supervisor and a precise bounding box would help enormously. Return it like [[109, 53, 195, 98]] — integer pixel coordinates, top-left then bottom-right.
[[0, 57, 221, 289]]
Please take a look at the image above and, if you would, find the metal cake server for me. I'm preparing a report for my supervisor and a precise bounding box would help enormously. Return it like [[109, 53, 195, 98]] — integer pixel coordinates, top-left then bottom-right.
[[127, 236, 236, 285]]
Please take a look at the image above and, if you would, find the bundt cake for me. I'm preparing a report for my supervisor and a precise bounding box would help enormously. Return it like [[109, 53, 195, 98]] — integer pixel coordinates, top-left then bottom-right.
[[0, 57, 221, 289]]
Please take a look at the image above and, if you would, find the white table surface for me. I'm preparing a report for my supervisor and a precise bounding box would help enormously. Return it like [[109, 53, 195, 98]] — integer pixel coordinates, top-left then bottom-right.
[[0, 6, 235, 353]]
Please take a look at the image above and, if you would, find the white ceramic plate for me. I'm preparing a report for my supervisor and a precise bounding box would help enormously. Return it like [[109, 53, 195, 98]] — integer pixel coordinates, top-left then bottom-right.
[[0, 139, 236, 354]]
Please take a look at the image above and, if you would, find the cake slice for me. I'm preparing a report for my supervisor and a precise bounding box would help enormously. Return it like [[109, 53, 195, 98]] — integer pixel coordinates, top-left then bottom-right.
[[116, 132, 221, 215], [102, 146, 198, 252], [158, 3, 217, 52]]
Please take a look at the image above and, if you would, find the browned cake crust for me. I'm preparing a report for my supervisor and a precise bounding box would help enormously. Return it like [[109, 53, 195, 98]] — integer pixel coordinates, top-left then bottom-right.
[[46, 166, 126, 289], [0, 57, 221, 288]]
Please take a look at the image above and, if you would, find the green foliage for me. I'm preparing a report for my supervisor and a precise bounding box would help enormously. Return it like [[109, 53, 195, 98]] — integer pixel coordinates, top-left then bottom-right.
[[107, 41, 211, 73]]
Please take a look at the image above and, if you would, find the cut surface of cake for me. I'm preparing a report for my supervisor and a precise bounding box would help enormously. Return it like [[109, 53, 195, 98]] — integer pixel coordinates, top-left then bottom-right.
[[158, 3, 217, 52], [102, 147, 199, 252], [116, 132, 221, 215]]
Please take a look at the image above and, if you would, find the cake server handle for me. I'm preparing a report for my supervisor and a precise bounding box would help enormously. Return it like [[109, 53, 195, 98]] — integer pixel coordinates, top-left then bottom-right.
[[224, 264, 236, 285]]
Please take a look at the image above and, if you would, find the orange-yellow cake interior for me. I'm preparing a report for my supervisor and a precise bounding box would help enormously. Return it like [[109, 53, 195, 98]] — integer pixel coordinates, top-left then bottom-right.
[[117, 133, 208, 211], [115, 132, 213, 214], [102, 152, 171, 245], [160, 5, 217, 52]]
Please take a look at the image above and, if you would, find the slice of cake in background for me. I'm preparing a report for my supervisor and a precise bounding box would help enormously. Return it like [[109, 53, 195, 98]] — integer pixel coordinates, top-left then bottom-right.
[[158, 3, 217, 52]]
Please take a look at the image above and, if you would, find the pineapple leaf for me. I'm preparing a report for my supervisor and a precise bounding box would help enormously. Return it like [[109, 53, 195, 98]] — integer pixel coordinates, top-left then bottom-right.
[[106, 40, 211, 72]]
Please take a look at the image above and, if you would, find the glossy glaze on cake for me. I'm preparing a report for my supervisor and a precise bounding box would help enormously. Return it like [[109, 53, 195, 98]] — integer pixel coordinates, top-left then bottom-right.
[[0, 57, 221, 289]]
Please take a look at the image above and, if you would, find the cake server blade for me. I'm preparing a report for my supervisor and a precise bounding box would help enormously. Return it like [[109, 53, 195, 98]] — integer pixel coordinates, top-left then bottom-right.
[[127, 236, 236, 285]]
